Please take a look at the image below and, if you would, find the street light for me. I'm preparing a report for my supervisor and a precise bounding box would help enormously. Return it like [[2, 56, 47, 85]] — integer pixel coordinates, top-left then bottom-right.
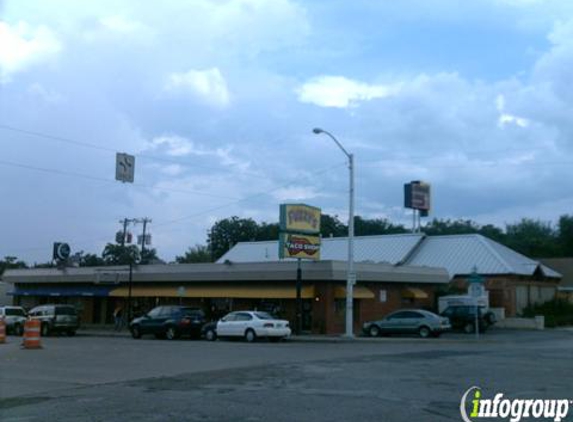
[[313, 128, 355, 337]]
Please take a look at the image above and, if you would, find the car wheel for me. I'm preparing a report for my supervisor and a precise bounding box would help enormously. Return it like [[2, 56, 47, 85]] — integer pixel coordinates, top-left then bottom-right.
[[244, 329, 256, 343], [14, 323, 23, 336], [67, 330, 76, 337], [418, 326, 431, 338], [41, 323, 50, 337], [165, 326, 178, 340], [205, 328, 217, 341], [369, 325, 380, 337], [131, 326, 141, 339], [463, 323, 475, 334]]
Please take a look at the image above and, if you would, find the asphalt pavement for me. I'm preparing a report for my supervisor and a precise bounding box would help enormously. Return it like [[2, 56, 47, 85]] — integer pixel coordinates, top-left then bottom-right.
[[1, 328, 572, 421]]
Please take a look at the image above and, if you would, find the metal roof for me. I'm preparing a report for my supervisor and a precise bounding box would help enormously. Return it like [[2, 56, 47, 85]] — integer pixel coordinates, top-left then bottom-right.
[[219, 234, 561, 280], [218, 234, 425, 265]]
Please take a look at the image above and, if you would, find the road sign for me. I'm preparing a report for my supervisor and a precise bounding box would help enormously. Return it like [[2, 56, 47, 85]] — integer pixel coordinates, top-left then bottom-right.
[[468, 283, 485, 298], [116, 153, 135, 183]]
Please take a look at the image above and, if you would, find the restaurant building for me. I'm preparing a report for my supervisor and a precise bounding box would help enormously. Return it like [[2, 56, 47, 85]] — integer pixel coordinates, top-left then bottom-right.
[[3, 260, 448, 335]]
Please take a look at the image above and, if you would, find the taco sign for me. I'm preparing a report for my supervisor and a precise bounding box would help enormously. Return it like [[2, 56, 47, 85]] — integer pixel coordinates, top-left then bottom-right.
[[279, 233, 321, 260]]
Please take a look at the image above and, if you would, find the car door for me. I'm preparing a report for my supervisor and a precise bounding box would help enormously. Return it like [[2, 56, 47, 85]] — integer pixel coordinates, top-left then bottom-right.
[[401, 311, 424, 333], [140, 307, 164, 334], [217, 313, 236, 336], [233, 312, 253, 336], [379, 312, 406, 333]]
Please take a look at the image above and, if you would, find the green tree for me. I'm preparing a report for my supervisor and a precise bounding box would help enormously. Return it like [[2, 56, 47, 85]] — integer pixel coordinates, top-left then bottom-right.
[[354, 216, 407, 236], [320, 214, 347, 238], [256, 222, 280, 241], [79, 252, 105, 267], [423, 218, 481, 236], [176, 245, 212, 263], [140, 248, 160, 264], [504, 218, 558, 258], [208, 216, 259, 261], [0, 256, 27, 275], [102, 243, 140, 265], [557, 214, 573, 257]]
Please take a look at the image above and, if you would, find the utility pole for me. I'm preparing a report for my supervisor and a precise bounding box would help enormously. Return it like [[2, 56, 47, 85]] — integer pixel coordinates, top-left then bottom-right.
[[139, 218, 152, 264]]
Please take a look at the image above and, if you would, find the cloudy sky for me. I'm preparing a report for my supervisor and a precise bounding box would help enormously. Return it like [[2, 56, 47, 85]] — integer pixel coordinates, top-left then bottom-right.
[[1, 0, 573, 264]]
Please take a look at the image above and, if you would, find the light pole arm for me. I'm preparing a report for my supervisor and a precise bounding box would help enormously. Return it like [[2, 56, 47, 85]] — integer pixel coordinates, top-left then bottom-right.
[[316, 129, 351, 159]]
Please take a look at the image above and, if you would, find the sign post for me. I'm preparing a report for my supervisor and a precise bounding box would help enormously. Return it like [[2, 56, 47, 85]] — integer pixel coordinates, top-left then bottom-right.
[[468, 267, 485, 340], [279, 204, 321, 335]]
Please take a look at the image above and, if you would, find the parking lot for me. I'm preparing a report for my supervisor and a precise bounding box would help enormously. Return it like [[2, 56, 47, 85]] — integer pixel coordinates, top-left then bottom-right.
[[1, 329, 573, 421]]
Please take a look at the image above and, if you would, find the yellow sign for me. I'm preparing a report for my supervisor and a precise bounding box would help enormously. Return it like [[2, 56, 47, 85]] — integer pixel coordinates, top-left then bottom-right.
[[279, 233, 321, 260], [280, 204, 321, 234]]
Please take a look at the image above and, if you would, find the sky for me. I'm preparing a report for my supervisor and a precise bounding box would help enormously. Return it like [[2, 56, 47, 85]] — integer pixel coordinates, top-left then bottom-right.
[[1, 0, 573, 264]]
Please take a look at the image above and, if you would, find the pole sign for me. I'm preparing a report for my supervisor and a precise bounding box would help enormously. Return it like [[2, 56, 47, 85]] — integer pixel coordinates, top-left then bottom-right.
[[404, 181, 431, 216], [279, 233, 321, 260], [280, 204, 321, 234], [279, 203, 321, 260], [53, 242, 71, 261]]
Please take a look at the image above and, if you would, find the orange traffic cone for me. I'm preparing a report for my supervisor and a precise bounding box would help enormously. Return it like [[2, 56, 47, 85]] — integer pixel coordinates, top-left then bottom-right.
[[22, 319, 42, 349], [0, 319, 6, 344]]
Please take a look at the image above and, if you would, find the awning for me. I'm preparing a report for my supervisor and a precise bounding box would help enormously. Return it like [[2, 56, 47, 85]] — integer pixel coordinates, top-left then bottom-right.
[[109, 285, 316, 299], [401, 287, 429, 299], [9, 285, 113, 297], [334, 286, 374, 299]]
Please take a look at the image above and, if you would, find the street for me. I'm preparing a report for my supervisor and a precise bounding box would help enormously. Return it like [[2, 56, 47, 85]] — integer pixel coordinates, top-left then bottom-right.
[[1, 329, 573, 421]]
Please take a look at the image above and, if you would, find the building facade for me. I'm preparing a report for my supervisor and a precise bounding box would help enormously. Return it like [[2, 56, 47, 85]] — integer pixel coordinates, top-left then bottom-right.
[[2, 260, 449, 335]]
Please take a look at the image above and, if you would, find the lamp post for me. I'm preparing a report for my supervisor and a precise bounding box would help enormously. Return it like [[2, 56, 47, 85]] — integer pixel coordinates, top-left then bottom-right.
[[313, 128, 355, 337]]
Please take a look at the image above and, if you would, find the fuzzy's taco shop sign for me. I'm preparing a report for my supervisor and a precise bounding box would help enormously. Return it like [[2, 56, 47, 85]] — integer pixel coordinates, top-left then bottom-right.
[[279, 204, 321, 260]]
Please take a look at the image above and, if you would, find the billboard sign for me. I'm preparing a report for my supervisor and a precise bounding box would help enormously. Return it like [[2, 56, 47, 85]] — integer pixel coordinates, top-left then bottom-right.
[[279, 233, 321, 260], [404, 181, 431, 211], [279, 204, 321, 234]]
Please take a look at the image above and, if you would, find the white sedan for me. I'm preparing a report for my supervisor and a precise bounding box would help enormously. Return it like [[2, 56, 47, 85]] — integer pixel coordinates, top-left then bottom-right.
[[216, 311, 291, 342]]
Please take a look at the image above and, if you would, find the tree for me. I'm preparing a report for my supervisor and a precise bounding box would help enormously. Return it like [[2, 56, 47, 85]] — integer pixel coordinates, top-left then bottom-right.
[[140, 248, 161, 264], [504, 218, 558, 258], [423, 218, 481, 236], [79, 252, 105, 267], [256, 222, 280, 241], [557, 214, 573, 257], [0, 256, 27, 275], [102, 243, 140, 265], [354, 216, 407, 236], [176, 245, 212, 263], [320, 214, 347, 238], [208, 216, 259, 261]]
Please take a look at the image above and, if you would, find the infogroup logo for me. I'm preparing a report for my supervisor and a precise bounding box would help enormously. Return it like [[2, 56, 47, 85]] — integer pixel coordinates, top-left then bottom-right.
[[460, 386, 572, 422]]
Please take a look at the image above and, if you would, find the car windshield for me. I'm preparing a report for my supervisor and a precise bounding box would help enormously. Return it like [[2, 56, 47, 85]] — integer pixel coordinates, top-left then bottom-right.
[[5, 308, 25, 316], [254, 312, 274, 320]]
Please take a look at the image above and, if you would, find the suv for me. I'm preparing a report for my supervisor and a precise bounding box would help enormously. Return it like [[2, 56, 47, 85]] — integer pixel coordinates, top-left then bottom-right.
[[28, 304, 80, 336], [0, 306, 28, 335], [440, 306, 496, 334], [129, 306, 206, 340]]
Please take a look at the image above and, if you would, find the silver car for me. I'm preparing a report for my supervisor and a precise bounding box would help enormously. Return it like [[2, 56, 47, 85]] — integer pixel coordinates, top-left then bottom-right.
[[0, 306, 28, 335], [363, 309, 451, 338]]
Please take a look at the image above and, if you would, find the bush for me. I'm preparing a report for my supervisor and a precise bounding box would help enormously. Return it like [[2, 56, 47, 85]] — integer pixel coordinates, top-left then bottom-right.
[[522, 299, 573, 327]]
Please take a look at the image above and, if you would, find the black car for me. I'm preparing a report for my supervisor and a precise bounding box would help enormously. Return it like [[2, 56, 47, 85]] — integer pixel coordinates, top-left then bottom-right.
[[129, 306, 206, 340], [440, 306, 496, 334], [28, 304, 80, 336]]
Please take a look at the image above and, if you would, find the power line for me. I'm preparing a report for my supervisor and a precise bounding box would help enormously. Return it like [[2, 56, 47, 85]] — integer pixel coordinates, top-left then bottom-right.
[[0, 123, 267, 180], [1, 161, 347, 256], [0, 159, 241, 200]]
